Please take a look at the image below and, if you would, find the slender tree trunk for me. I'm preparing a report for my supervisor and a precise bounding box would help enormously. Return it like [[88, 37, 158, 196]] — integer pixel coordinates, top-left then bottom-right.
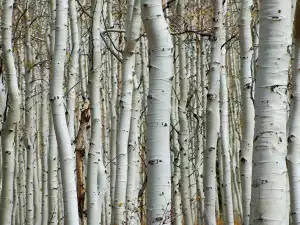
[[67, 0, 80, 161], [75, 105, 89, 224], [203, 0, 222, 224], [40, 59, 49, 225], [239, 0, 254, 224], [23, 1, 35, 223], [49, 0, 80, 223], [126, 43, 142, 224], [287, 2, 300, 224], [0, 0, 21, 223], [48, 115, 59, 225], [177, 0, 193, 223], [86, 0, 102, 223], [113, 0, 141, 223]]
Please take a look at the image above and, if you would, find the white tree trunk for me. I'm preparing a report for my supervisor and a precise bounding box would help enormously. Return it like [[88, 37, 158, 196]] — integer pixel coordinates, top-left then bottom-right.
[[171, 41, 182, 225], [67, 0, 80, 166], [48, 115, 59, 225], [23, 2, 35, 223], [0, 0, 21, 223], [219, 2, 234, 225], [40, 59, 49, 225], [177, 0, 193, 223], [86, 0, 103, 223], [203, 0, 222, 224], [220, 48, 234, 225], [49, 0, 79, 223], [239, 0, 254, 224], [250, 1, 291, 224], [126, 43, 142, 224], [113, 0, 141, 223], [141, 1, 173, 223], [287, 2, 300, 224]]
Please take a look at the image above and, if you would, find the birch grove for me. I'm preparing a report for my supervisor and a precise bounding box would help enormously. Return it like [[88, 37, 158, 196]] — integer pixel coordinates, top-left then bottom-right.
[[1, 0, 300, 224]]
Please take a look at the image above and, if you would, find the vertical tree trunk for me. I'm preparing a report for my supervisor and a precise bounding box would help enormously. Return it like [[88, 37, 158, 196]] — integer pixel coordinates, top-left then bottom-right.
[[219, 2, 234, 225], [67, 0, 80, 160], [177, 0, 193, 223], [203, 0, 222, 224], [40, 59, 49, 225], [126, 43, 142, 224], [23, 1, 35, 223], [49, 0, 80, 223], [287, 1, 300, 224], [239, 0, 254, 224], [141, 1, 173, 224], [113, 0, 141, 223], [75, 104, 89, 224], [0, 0, 21, 223], [48, 116, 58, 225], [86, 0, 102, 223], [250, 1, 291, 224]]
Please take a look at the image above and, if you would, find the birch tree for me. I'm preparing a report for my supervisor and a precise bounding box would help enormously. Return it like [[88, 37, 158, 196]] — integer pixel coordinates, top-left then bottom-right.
[[239, 0, 254, 224], [86, 0, 107, 223], [49, 0, 80, 223], [141, 1, 173, 223], [250, 1, 291, 224], [177, 0, 193, 223], [67, 0, 80, 159], [23, 1, 36, 222], [0, 0, 21, 223], [113, 0, 141, 222], [287, 1, 300, 224], [203, 0, 222, 224], [220, 2, 234, 224]]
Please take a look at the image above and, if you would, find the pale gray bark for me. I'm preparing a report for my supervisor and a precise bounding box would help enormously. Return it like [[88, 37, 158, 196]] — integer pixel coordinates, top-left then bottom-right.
[[203, 1, 222, 224], [0, 0, 21, 223], [287, 2, 300, 223], [171, 40, 181, 225], [67, 0, 80, 159], [49, 0, 79, 223], [23, 1, 35, 223], [250, 1, 291, 224], [177, 0, 193, 223], [141, 1, 173, 223], [113, 0, 141, 222], [126, 44, 142, 224], [239, 0, 254, 224], [86, 0, 107, 223]]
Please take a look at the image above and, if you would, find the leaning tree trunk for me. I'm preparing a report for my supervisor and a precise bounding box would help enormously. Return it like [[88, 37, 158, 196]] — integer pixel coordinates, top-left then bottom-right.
[[49, 0, 80, 224], [0, 0, 21, 224], [250, 1, 291, 224], [141, 1, 173, 224], [287, 1, 300, 224], [203, 0, 222, 224]]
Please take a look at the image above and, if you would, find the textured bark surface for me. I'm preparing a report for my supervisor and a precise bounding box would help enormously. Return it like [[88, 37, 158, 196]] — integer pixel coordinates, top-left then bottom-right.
[[250, 1, 291, 224], [239, 0, 255, 224], [0, 0, 21, 223], [75, 104, 90, 222], [287, 1, 300, 224], [203, 1, 222, 224], [141, 1, 173, 224]]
